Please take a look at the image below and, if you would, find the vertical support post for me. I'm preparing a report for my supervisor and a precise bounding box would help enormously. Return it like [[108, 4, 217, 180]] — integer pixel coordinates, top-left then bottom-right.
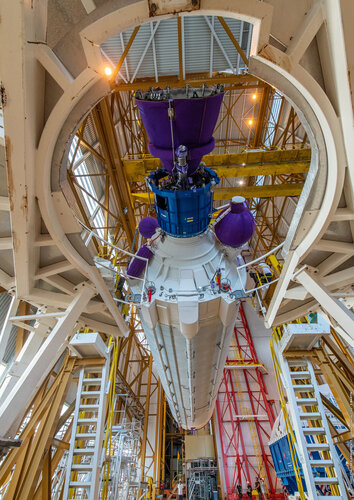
[[177, 17, 183, 81], [161, 396, 166, 487], [0, 295, 20, 362], [140, 354, 153, 494], [41, 446, 51, 500]]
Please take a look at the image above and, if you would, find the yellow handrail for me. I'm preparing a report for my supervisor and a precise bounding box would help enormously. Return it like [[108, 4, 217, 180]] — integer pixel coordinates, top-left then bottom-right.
[[101, 336, 119, 500]]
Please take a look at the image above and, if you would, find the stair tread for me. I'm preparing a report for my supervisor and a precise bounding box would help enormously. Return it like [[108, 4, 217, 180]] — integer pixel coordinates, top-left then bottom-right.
[[81, 391, 101, 396], [296, 398, 317, 405], [303, 427, 325, 434], [73, 448, 96, 454], [75, 433, 96, 439], [82, 378, 102, 384], [309, 459, 334, 466], [300, 412, 322, 419], [71, 464, 93, 470], [290, 371, 311, 378], [292, 384, 314, 390], [316, 497, 342, 499], [313, 477, 338, 484], [69, 481, 91, 487], [307, 443, 330, 450]]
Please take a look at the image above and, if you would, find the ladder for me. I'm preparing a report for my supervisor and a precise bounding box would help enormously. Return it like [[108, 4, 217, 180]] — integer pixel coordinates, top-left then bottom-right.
[[63, 361, 109, 499], [281, 357, 346, 499], [168, 483, 178, 500]]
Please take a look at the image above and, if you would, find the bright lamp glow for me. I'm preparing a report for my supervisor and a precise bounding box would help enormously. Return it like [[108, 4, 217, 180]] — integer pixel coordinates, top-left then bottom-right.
[[252, 93, 257, 100], [104, 66, 113, 77], [248, 119, 253, 126]]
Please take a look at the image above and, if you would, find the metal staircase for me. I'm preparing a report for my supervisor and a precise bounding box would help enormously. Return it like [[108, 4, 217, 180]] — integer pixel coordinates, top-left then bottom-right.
[[63, 356, 109, 499], [280, 356, 346, 499]]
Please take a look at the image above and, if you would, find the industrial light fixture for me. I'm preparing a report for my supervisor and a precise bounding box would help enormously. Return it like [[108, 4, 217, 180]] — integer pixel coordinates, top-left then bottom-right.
[[238, 179, 244, 185], [252, 93, 257, 100], [104, 66, 113, 77], [248, 119, 253, 126]]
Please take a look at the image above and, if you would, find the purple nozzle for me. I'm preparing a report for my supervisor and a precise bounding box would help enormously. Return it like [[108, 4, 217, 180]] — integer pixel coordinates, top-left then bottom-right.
[[126, 245, 153, 278], [215, 196, 255, 248], [139, 216, 159, 238], [136, 91, 224, 175]]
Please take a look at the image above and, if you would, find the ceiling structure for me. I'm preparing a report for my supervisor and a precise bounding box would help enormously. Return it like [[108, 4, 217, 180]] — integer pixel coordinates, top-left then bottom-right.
[[63, 16, 310, 267]]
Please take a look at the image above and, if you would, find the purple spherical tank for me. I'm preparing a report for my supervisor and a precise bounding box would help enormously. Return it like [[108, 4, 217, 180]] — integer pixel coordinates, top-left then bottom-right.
[[126, 245, 154, 278], [214, 196, 255, 247], [136, 92, 224, 175], [139, 217, 159, 238]]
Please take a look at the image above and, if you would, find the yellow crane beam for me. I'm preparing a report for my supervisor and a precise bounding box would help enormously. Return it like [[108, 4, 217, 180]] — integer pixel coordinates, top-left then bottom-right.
[[131, 183, 305, 203], [123, 148, 311, 181]]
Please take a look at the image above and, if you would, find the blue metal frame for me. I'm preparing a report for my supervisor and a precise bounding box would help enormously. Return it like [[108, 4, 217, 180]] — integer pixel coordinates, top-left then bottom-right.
[[147, 168, 220, 238]]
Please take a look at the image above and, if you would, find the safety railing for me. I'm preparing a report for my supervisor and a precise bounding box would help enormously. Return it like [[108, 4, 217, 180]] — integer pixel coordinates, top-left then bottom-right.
[[235, 242, 285, 316], [75, 219, 151, 308]]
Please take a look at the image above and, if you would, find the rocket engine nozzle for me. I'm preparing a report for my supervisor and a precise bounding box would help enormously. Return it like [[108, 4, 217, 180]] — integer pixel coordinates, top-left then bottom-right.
[[135, 85, 224, 176]]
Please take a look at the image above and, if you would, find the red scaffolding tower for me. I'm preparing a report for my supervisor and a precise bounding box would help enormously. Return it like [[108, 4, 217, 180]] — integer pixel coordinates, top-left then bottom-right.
[[215, 302, 284, 499]]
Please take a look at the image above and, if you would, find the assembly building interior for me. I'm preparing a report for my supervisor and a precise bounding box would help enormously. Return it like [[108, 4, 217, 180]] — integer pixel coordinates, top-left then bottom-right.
[[0, 0, 353, 499]]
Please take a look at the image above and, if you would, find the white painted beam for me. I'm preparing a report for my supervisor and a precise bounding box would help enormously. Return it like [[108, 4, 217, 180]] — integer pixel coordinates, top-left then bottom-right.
[[285, 266, 354, 299], [0, 269, 15, 290], [318, 253, 352, 276], [34, 234, 55, 247], [315, 240, 354, 254], [36, 44, 74, 91], [11, 320, 36, 332], [0, 0, 41, 297], [10, 311, 66, 321], [0, 283, 96, 436], [42, 275, 76, 295], [0, 296, 20, 362], [295, 269, 354, 345], [0, 197, 10, 211], [35, 260, 75, 280], [286, 2, 324, 64], [25, 288, 124, 336], [81, 0, 96, 14], [331, 207, 354, 222], [78, 316, 121, 337], [0, 237, 12, 250], [0, 320, 53, 404]]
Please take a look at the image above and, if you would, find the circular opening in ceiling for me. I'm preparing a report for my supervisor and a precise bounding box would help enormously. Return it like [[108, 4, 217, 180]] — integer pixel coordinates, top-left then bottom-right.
[[60, 16, 311, 269]]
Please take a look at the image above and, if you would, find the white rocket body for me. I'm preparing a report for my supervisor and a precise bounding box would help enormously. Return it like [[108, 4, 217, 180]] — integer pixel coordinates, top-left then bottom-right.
[[130, 229, 246, 429]]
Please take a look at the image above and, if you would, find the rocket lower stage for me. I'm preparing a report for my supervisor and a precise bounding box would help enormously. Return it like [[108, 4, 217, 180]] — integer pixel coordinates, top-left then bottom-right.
[[129, 230, 247, 429]]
